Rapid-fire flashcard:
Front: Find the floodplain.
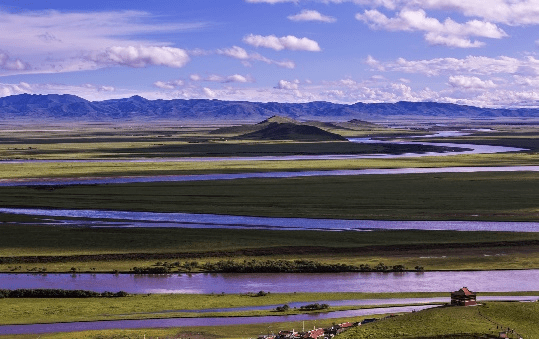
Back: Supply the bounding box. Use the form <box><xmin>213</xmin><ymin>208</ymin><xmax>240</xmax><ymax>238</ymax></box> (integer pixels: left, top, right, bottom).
<box><xmin>1</xmin><ymin>119</ymin><xmax>539</xmax><ymax>338</ymax></box>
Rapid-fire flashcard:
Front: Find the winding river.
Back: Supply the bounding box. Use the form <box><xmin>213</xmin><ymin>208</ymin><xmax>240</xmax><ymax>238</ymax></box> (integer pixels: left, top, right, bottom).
<box><xmin>2</xmin><ymin>207</ymin><xmax>539</xmax><ymax>231</ymax></box>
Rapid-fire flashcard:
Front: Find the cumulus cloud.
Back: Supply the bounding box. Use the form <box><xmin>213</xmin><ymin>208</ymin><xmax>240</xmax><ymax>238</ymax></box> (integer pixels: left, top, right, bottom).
<box><xmin>321</xmin><ymin>0</ymin><xmax>539</xmax><ymax>26</ymax></box>
<box><xmin>448</xmin><ymin>75</ymin><xmax>496</xmax><ymax>89</ymax></box>
<box><xmin>217</xmin><ymin>46</ymin><xmax>295</xmax><ymax>68</ymax></box>
<box><xmin>288</xmin><ymin>9</ymin><xmax>336</xmax><ymax>22</ymax></box>
<box><xmin>91</xmin><ymin>46</ymin><xmax>190</xmax><ymax>68</ymax></box>
<box><xmin>217</xmin><ymin>46</ymin><xmax>250</xmax><ymax>60</ymax></box>
<box><xmin>154</xmin><ymin>80</ymin><xmax>184</xmax><ymax>89</ymax></box>
<box><xmin>0</xmin><ymin>10</ymin><xmax>204</xmax><ymax>75</ymax></box>
<box><xmin>356</xmin><ymin>9</ymin><xmax>507</xmax><ymax>47</ymax></box>
<box><xmin>203</xmin><ymin>87</ymin><xmax>216</xmax><ymax>98</ymax></box>
<box><xmin>98</xmin><ymin>85</ymin><xmax>115</xmax><ymax>92</ymax></box>
<box><xmin>184</xmin><ymin>74</ymin><xmax>253</xmax><ymax>84</ymax></box>
<box><xmin>243</xmin><ymin>34</ymin><xmax>321</xmax><ymax>51</ymax></box>
<box><xmin>366</xmin><ymin>55</ymin><xmax>539</xmax><ymax>76</ymax></box>
<box><xmin>275</xmin><ymin>79</ymin><xmax>300</xmax><ymax>90</ymax></box>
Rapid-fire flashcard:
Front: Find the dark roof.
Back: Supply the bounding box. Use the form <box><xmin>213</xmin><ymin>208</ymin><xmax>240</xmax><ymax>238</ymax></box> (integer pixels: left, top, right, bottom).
<box><xmin>452</xmin><ymin>287</ymin><xmax>476</xmax><ymax>296</ymax></box>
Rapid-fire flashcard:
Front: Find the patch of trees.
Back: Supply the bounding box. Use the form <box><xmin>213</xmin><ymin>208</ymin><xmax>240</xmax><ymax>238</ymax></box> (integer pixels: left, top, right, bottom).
<box><xmin>200</xmin><ymin>259</ymin><xmax>419</xmax><ymax>273</ymax></box>
<box><xmin>132</xmin><ymin>261</ymin><xmax>200</xmax><ymax>274</ymax></box>
<box><xmin>275</xmin><ymin>304</ymin><xmax>290</xmax><ymax>312</ymax></box>
<box><xmin>299</xmin><ymin>303</ymin><xmax>330</xmax><ymax>311</ymax></box>
<box><xmin>0</xmin><ymin>289</ymin><xmax>128</xmax><ymax>298</ymax></box>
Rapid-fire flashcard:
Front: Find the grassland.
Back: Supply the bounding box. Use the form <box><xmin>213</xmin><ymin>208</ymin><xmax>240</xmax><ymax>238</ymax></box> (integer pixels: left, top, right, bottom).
<box><xmin>1</xmin><ymin>301</ymin><xmax>538</xmax><ymax>339</ymax></box>
<box><xmin>339</xmin><ymin>302</ymin><xmax>539</xmax><ymax>339</ymax></box>
<box><xmin>0</xmin><ymin>291</ymin><xmax>452</xmax><ymax>325</ymax></box>
<box><xmin>0</xmin><ymin>317</ymin><xmax>361</xmax><ymax>339</ymax></box>
<box><xmin>1</xmin><ymin>172</ymin><xmax>538</xmax><ymax>220</ymax></box>
<box><xmin>2</xmin><ymin>225</ymin><xmax>539</xmax><ymax>272</ymax></box>
<box><xmin>2</xmin><ymin>171</ymin><xmax>539</xmax><ymax>272</ymax></box>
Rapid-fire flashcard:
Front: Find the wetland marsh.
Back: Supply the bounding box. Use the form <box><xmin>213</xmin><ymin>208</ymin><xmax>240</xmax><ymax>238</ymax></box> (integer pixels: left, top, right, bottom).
<box><xmin>2</xmin><ymin>121</ymin><xmax>539</xmax><ymax>337</ymax></box>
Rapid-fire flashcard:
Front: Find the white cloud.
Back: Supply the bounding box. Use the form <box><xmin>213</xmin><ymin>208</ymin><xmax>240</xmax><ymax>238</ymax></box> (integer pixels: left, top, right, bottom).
<box><xmin>217</xmin><ymin>46</ymin><xmax>250</xmax><ymax>60</ymax></box>
<box><xmin>321</xmin><ymin>0</ymin><xmax>539</xmax><ymax>26</ymax></box>
<box><xmin>423</xmin><ymin>32</ymin><xmax>484</xmax><ymax>48</ymax></box>
<box><xmin>288</xmin><ymin>9</ymin><xmax>336</xmax><ymax>22</ymax></box>
<box><xmin>356</xmin><ymin>9</ymin><xmax>506</xmax><ymax>47</ymax></box>
<box><xmin>448</xmin><ymin>75</ymin><xmax>496</xmax><ymax>89</ymax></box>
<box><xmin>245</xmin><ymin>0</ymin><xmax>298</xmax><ymax>3</ymax></box>
<box><xmin>0</xmin><ymin>10</ymin><xmax>204</xmax><ymax>75</ymax></box>
<box><xmin>246</xmin><ymin>0</ymin><xmax>539</xmax><ymax>26</ymax></box>
<box><xmin>203</xmin><ymin>87</ymin><xmax>216</xmax><ymax>98</ymax></box>
<box><xmin>367</xmin><ymin>55</ymin><xmax>539</xmax><ymax>76</ymax></box>
<box><xmin>275</xmin><ymin>79</ymin><xmax>300</xmax><ymax>89</ymax></box>
<box><xmin>225</xmin><ymin>74</ymin><xmax>251</xmax><ymax>83</ymax></box>
<box><xmin>243</xmin><ymin>34</ymin><xmax>322</xmax><ymax>51</ymax></box>
<box><xmin>98</xmin><ymin>86</ymin><xmax>115</xmax><ymax>92</ymax></box>
<box><xmin>154</xmin><ymin>80</ymin><xmax>184</xmax><ymax>89</ymax></box>
<box><xmin>91</xmin><ymin>46</ymin><xmax>190</xmax><ymax>68</ymax></box>
<box><xmin>187</xmin><ymin>74</ymin><xmax>253</xmax><ymax>83</ymax></box>
<box><xmin>217</xmin><ymin>46</ymin><xmax>295</xmax><ymax>68</ymax></box>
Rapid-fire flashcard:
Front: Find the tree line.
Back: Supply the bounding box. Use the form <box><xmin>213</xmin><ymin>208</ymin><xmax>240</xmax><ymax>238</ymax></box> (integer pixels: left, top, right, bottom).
<box><xmin>0</xmin><ymin>289</ymin><xmax>128</xmax><ymax>298</ymax></box>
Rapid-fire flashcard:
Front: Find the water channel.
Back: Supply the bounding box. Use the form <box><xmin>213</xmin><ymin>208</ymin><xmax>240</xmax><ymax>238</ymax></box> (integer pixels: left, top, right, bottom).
<box><xmin>2</xmin><ymin>207</ymin><xmax>539</xmax><ymax>232</ymax></box>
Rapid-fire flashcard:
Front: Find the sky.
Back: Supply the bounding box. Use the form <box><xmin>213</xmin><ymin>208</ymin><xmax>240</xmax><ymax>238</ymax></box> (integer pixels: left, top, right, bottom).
<box><xmin>2</xmin><ymin>0</ymin><xmax>539</xmax><ymax>107</ymax></box>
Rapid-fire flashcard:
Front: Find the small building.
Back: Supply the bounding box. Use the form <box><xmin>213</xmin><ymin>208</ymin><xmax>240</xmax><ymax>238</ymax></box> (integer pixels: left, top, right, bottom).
<box><xmin>451</xmin><ymin>287</ymin><xmax>477</xmax><ymax>306</ymax></box>
<box><xmin>302</xmin><ymin>328</ymin><xmax>324</xmax><ymax>339</ymax></box>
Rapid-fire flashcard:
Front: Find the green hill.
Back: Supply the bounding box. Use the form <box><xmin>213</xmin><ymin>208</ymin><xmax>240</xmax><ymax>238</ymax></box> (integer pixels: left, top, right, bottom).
<box><xmin>210</xmin><ymin>115</ymin><xmax>347</xmax><ymax>141</ymax></box>
<box><xmin>239</xmin><ymin>122</ymin><xmax>348</xmax><ymax>141</ymax></box>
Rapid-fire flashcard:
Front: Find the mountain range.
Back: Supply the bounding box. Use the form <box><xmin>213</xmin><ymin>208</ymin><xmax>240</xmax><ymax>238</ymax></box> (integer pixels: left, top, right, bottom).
<box><xmin>0</xmin><ymin>94</ymin><xmax>538</xmax><ymax>122</ymax></box>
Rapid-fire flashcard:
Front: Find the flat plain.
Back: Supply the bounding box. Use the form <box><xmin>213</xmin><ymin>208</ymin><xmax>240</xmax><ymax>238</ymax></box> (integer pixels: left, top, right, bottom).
<box><xmin>2</xmin><ymin>120</ymin><xmax>539</xmax><ymax>338</ymax></box>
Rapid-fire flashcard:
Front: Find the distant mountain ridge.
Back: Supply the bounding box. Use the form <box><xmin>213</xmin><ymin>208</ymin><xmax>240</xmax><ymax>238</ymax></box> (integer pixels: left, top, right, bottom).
<box><xmin>0</xmin><ymin>93</ymin><xmax>538</xmax><ymax>122</ymax></box>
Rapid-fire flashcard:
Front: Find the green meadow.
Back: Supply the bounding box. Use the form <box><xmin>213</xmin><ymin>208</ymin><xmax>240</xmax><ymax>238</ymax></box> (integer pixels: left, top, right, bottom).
<box><xmin>1</xmin><ymin>172</ymin><xmax>538</xmax><ymax>220</ymax></box>
<box><xmin>1</xmin><ymin>301</ymin><xmax>537</xmax><ymax>339</ymax></box>
<box><xmin>0</xmin><ymin>291</ymin><xmax>453</xmax><ymax>325</ymax></box>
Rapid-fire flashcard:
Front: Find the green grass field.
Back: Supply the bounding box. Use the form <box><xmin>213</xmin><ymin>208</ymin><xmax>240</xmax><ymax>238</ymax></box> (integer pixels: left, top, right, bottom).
<box><xmin>1</xmin><ymin>152</ymin><xmax>539</xmax><ymax>180</ymax></box>
<box><xmin>1</xmin><ymin>172</ymin><xmax>538</xmax><ymax>220</ymax></box>
<box><xmin>0</xmin><ymin>292</ymin><xmax>453</xmax><ymax>325</ymax></box>
<box><xmin>0</xmin><ymin>301</ymin><xmax>537</xmax><ymax>339</ymax></box>
<box><xmin>2</xmin><ymin>225</ymin><xmax>539</xmax><ymax>272</ymax></box>
<box><xmin>340</xmin><ymin>302</ymin><xmax>539</xmax><ymax>339</ymax></box>
<box><xmin>2</xmin><ymin>171</ymin><xmax>539</xmax><ymax>271</ymax></box>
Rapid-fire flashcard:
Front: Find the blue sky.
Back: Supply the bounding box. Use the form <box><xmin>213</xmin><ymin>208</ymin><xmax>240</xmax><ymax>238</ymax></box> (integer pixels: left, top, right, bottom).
<box><xmin>1</xmin><ymin>0</ymin><xmax>539</xmax><ymax>107</ymax></box>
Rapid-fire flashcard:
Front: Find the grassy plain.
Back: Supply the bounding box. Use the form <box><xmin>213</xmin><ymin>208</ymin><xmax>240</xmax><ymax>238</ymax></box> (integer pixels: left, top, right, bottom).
<box><xmin>1</xmin><ymin>301</ymin><xmax>538</xmax><ymax>339</ymax></box>
<box><xmin>0</xmin><ymin>317</ymin><xmax>362</xmax><ymax>339</ymax></box>
<box><xmin>339</xmin><ymin>302</ymin><xmax>539</xmax><ymax>339</ymax></box>
<box><xmin>1</xmin><ymin>172</ymin><xmax>538</xmax><ymax>220</ymax></box>
<box><xmin>2</xmin><ymin>226</ymin><xmax>539</xmax><ymax>272</ymax></box>
<box><xmin>1</xmin><ymin>153</ymin><xmax>539</xmax><ymax>180</ymax></box>
<box><xmin>0</xmin><ymin>291</ymin><xmax>453</xmax><ymax>325</ymax></box>
<box><xmin>2</xmin><ymin>171</ymin><xmax>539</xmax><ymax>272</ymax></box>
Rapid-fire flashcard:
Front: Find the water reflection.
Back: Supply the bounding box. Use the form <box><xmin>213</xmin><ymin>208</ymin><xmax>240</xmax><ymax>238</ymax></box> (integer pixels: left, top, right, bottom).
<box><xmin>2</xmin><ymin>271</ymin><xmax>539</xmax><ymax>294</ymax></box>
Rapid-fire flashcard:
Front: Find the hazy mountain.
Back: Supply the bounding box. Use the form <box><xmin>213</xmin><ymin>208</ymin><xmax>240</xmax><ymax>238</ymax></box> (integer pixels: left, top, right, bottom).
<box><xmin>0</xmin><ymin>94</ymin><xmax>538</xmax><ymax>122</ymax></box>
